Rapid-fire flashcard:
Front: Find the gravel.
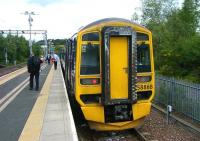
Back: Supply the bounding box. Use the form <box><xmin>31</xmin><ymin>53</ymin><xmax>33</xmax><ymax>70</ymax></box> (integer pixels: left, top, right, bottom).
<box><xmin>139</xmin><ymin>108</ymin><xmax>200</xmax><ymax>141</ymax></box>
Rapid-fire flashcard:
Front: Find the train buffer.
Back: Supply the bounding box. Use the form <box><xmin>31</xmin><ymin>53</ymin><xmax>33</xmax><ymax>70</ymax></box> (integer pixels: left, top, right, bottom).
<box><xmin>0</xmin><ymin>63</ymin><xmax>78</xmax><ymax>141</ymax></box>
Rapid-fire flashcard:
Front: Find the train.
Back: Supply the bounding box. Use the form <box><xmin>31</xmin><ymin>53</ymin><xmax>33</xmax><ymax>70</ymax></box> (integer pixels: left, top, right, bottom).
<box><xmin>61</xmin><ymin>18</ymin><xmax>155</xmax><ymax>131</ymax></box>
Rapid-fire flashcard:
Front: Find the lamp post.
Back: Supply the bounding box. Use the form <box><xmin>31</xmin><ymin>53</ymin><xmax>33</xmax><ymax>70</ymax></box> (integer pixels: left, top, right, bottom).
<box><xmin>23</xmin><ymin>11</ymin><xmax>36</xmax><ymax>55</ymax></box>
<box><xmin>44</xmin><ymin>31</ymin><xmax>48</xmax><ymax>57</ymax></box>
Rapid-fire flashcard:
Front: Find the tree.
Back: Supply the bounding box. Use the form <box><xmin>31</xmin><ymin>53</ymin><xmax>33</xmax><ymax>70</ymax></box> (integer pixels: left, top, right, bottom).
<box><xmin>179</xmin><ymin>0</ymin><xmax>200</xmax><ymax>37</ymax></box>
<box><xmin>141</xmin><ymin>0</ymin><xmax>177</xmax><ymax>28</ymax></box>
<box><xmin>6</xmin><ymin>34</ymin><xmax>16</xmax><ymax>64</ymax></box>
<box><xmin>32</xmin><ymin>43</ymin><xmax>42</xmax><ymax>57</ymax></box>
<box><xmin>0</xmin><ymin>35</ymin><xmax>6</xmax><ymax>64</ymax></box>
<box><xmin>140</xmin><ymin>0</ymin><xmax>178</xmax><ymax>70</ymax></box>
<box><xmin>131</xmin><ymin>7</ymin><xmax>141</xmax><ymax>24</ymax></box>
<box><xmin>138</xmin><ymin>0</ymin><xmax>200</xmax><ymax>82</ymax></box>
<box><xmin>17</xmin><ymin>36</ymin><xmax>29</xmax><ymax>62</ymax></box>
<box><xmin>0</xmin><ymin>34</ymin><xmax>29</xmax><ymax>65</ymax></box>
<box><xmin>54</xmin><ymin>45</ymin><xmax>64</xmax><ymax>54</ymax></box>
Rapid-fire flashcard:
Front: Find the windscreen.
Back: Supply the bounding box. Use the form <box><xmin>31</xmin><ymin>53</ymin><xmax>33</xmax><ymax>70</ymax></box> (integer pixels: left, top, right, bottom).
<box><xmin>137</xmin><ymin>44</ymin><xmax>151</xmax><ymax>72</ymax></box>
<box><xmin>80</xmin><ymin>44</ymin><xmax>100</xmax><ymax>75</ymax></box>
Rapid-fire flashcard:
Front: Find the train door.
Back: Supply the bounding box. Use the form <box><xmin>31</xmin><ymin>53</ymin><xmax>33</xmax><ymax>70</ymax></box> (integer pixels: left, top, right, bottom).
<box><xmin>110</xmin><ymin>37</ymin><xmax>128</xmax><ymax>99</ymax></box>
<box><xmin>102</xmin><ymin>26</ymin><xmax>137</xmax><ymax>106</ymax></box>
<box><xmin>102</xmin><ymin>26</ymin><xmax>137</xmax><ymax>122</ymax></box>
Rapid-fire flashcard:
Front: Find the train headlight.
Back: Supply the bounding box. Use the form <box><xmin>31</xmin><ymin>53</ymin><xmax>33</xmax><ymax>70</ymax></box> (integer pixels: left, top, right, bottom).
<box><xmin>136</xmin><ymin>76</ymin><xmax>151</xmax><ymax>83</ymax></box>
<box><xmin>80</xmin><ymin>78</ymin><xmax>100</xmax><ymax>85</ymax></box>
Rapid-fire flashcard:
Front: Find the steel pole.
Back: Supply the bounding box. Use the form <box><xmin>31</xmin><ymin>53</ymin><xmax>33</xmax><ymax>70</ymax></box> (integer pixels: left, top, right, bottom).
<box><xmin>29</xmin><ymin>14</ymin><xmax>32</xmax><ymax>55</ymax></box>
<box><xmin>45</xmin><ymin>31</ymin><xmax>48</xmax><ymax>57</ymax></box>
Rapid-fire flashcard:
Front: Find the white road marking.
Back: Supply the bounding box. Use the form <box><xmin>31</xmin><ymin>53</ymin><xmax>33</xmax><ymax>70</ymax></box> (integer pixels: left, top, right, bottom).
<box><xmin>0</xmin><ymin>77</ymin><xmax>29</xmax><ymax>112</ymax></box>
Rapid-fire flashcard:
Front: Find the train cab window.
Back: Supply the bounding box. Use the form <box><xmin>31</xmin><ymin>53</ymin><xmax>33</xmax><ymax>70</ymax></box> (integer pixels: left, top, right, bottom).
<box><xmin>80</xmin><ymin>43</ymin><xmax>100</xmax><ymax>75</ymax></box>
<box><xmin>137</xmin><ymin>44</ymin><xmax>151</xmax><ymax>72</ymax></box>
<box><xmin>82</xmin><ymin>32</ymin><xmax>99</xmax><ymax>41</ymax></box>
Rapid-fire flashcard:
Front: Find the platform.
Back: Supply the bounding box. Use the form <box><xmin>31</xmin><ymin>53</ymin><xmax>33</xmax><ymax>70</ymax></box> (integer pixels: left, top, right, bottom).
<box><xmin>0</xmin><ymin>63</ymin><xmax>78</xmax><ymax>141</ymax></box>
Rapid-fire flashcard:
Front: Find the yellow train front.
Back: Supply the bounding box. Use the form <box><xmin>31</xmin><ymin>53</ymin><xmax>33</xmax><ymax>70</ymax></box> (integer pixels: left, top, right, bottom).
<box><xmin>65</xmin><ymin>18</ymin><xmax>155</xmax><ymax>131</ymax></box>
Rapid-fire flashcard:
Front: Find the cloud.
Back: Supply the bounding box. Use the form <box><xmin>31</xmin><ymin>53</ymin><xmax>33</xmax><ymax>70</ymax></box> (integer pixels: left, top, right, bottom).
<box><xmin>27</xmin><ymin>0</ymin><xmax>79</xmax><ymax>6</ymax></box>
<box><xmin>28</xmin><ymin>0</ymin><xmax>63</xmax><ymax>6</ymax></box>
<box><xmin>0</xmin><ymin>0</ymin><xmax>142</xmax><ymax>40</ymax></box>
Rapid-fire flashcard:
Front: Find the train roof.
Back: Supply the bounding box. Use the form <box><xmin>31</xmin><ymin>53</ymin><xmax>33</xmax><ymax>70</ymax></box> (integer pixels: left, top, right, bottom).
<box><xmin>81</xmin><ymin>18</ymin><xmax>149</xmax><ymax>31</ymax></box>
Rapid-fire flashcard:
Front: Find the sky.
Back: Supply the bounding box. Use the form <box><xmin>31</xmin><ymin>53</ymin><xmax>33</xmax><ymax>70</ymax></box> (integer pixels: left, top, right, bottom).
<box><xmin>0</xmin><ymin>0</ymin><xmax>183</xmax><ymax>41</ymax></box>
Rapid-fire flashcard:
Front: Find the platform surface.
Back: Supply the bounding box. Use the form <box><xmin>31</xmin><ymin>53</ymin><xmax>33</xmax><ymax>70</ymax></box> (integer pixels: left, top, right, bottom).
<box><xmin>39</xmin><ymin>64</ymin><xmax>78</xmax><ymax>141</ymax></box>
<box><xmin>0</xmin><ymin>63</ymin><xmax>78</xmax><ymax>141</ymax></box>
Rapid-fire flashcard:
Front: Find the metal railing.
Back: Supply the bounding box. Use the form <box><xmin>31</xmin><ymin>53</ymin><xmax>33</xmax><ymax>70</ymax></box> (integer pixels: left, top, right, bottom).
<box><xmin>154</xmin><ymin>75</ymin><xmax>200</xmax><ymax>122</ymax></box>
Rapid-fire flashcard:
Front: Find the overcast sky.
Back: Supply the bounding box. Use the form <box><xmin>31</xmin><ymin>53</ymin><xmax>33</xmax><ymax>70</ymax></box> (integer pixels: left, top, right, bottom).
<box><xmin>0</xmin><ymin>0</ymin><xmax>183</xmax><ymax>40</ymax></box>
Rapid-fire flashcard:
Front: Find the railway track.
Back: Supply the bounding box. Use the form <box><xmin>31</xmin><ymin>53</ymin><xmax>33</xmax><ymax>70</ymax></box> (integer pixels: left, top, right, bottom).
<box><xmin>91</xmin><ymin>129</ymin><xmax>147</xmax><ymax>141</ymax></box>
<box><xmin>75</xmin><ymin>121</ymin><xmax>148</xmax><ymax>141</ymax></box>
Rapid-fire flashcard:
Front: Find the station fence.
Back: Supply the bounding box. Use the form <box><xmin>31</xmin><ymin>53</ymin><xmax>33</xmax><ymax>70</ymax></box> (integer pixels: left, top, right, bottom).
<box><xmin>154</xmin><ymin>75</ymin><xmax>200</xmax><ymax>122</ymax></box>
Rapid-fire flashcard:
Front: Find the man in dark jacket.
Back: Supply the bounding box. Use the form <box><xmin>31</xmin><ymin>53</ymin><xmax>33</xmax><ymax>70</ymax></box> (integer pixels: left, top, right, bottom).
<box><xmin>46</xmin><ymin>54</ymin><xmax>51</xmax><ymax>65</ymax></box>
<box><xmin>27</xmin><ymin>54</ymin><xmax>42</xmax><ymax>91</ymax></box>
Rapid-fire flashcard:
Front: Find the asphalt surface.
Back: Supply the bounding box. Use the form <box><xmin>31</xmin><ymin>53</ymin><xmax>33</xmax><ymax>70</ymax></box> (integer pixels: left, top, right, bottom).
<box><xmin>0</xmin><ymin>72</ymin><xmax>29</xmax><ymax>99</ymax></box>
<box><xmin>0</xmin><ymin>64</ymin><xmax>51</xmax><ymax>141</ymax></box>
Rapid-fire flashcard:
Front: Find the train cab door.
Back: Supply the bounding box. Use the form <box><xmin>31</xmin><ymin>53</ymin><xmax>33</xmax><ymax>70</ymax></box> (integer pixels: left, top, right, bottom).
<box><xmin>110</xmin><ymin>37</ymin><xmax>128</xmax><ymax>99</ymax></box>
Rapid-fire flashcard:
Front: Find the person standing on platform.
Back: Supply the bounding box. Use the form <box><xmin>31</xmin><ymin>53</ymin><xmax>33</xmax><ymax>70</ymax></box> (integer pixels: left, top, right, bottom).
<box><xmin>46</xmin><ymin>54</ymin><xmax>51</xmax><ymax>65</ymax></box>
<box><xmin>27</xmin><ymin>53</ymin><xmax>42</xmax><ymax>91</ymax></box>
<box><xmin>53</xmin><ymin>53</ymin><xmax>59</xmax><ymax>70</ymax></box>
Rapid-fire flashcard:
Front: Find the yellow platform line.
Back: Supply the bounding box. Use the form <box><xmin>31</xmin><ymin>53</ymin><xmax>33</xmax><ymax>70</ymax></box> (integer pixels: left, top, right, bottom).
<box><xmin>18</xmin><ymin>66</ymin><xmax>53</xmax><ymax>141</ymax></box>
<box><xmin>0</xmin><ymin>67</ymin><xmax>27</xmax><ymax>85</ymax></box>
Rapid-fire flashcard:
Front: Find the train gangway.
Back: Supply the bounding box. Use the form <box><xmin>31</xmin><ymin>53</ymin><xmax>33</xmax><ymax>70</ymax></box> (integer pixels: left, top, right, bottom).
<box><xmin>0</xmin><ymin>62</ymin><xmax>78</xmax><ymax>141</ymax></box>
